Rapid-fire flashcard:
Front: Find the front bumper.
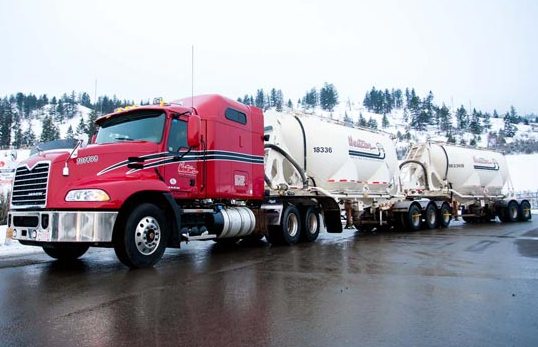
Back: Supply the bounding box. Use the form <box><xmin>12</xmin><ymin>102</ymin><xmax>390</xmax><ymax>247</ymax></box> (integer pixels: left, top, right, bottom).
<box><xmin>8</xmin><ymin>210</ymin><xmax>118</xmax><ymax>242</ymax></box>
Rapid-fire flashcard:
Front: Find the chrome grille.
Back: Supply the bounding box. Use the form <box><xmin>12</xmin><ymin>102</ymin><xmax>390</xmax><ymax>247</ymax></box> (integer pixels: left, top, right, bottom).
<box><xmin>11</xmin><ymin>162</ymin><xmax>50</xmax><ymax>208</ymax></box>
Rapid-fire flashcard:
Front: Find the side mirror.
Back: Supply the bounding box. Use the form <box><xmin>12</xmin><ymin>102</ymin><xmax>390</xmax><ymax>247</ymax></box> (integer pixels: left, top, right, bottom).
<box><xmin>187</xmin><ymin>115</ymin><xmax>201</xmax><ymax>147</ymax></box>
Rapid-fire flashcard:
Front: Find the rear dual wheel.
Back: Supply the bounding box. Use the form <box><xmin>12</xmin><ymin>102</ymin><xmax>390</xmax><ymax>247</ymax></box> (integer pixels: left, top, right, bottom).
<box><xmin>499</xmin><ymin>200</ymin><xmax>519</xmax><ymax>223</ymax></box>
<box><xmin>267</xmin><ymin>205</ymin><xmax>321</xmax><ymax>245</ymax></box>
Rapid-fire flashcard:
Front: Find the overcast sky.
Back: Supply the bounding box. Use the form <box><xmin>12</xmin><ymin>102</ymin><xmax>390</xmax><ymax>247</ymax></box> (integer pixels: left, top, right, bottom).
<box><xmin>1</xmin><ymin>0</ymin><xmax>537</xmax><ymax>114</ymax></box>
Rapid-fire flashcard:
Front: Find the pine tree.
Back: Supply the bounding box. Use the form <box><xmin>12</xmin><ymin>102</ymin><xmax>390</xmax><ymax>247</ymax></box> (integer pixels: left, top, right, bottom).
<box><xmin>304</xmin><ymin>88</ymin><xmax>318</xmax><ymax>109</ymax></box>
<box><xmin>508</xmin><ymin>106</ymin><xmax>519</xmax><ymax>124</ymax></box>
<box><xmin>86</xmin><ymin>110</ymin><xmax>98</xmax><ymax>136</ymax></box>
<box><xmin>0</xmin><ymin>98</ymin><xmax>13</xmax><ymax>148</ymax></box>
<box><xmin>76</xmin><ymin>117</ymin><xmax>87</xmax><ymax>137</ymax></box>
<box><xmin>65</xmin><ymin>125</ymin><xmax>75</xmax><ymax>140</ymax></box>
<box><xmin>423</xmin><ymin>91</ymin><xmax>434</xmax><ymax>125</ymax></box>
<box><xmin>40</xmin><ymin>116</ymin><xmax>60</xmax><ymax>142</ymax></box>
<box><xmin>382</xmin><ymin>113</ymin><xmax>389</xmax><ymax>128</ymax></box>
<box><xmin>456</xmin><ymin>105</ymin><xmax>468</xmax><ymax>130</ymax></box>
<box><xmin>56</xmin><ymin>100</ymin><xmax>65</xmax><ymax>121</ymax></box>
<box><xmin>502</xmin><ymin>113</ymin><xmax>517</xmax><ymax>137</ymax></box>
<box><xmin>80</xmin><ymin>92</ymin><xmax>92</xmax><ymax>108</ymax></box>
<box><xmin>287</xmin><ymin>99</ymin><xmax>293</xmax><ymax>109</ymax></box>
<box><xmin>319</xmin><ymin>83</ymin><xmax>338</xmax><ymax>111</ymax></box>
<box><xmin>255</xmin><ymin>89</ymin><xmax>265</xmax><ymax>109</ymax></box>
<box><xmin>482</xmin><ymin>112</ymin><xmax>491</xmax><ymax>130</ymax></box>
<box><xmin>367</xmin><ymin>117</ymin><xmax>378</xmax><ymax>129</ymax></box>
<box><xmin>12</xmin><ymin>115</ymin><xmax>23</xmax><ymax>148</ymax></box>
<box><xmin>436</xmin><ymin>104</ymin><xmax>452</xmax><ymax>132</ymax></box>
<box><xmin>22</xmin><ymin>123</ymin><xmax>36</xmax><ymax>147</ymax></box>
<box><xmin>469</xmin><ymin>109</ymin><xmax>482</xmax><ymax>135</ymax></box>
<box><xmin>357</xmin><ymin>113</ymin><xmax>367</xmax><ymax>127</ymax></box>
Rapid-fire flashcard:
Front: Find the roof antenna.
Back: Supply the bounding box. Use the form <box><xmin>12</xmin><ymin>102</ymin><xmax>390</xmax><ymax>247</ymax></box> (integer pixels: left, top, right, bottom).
<box><xmin>191</xmin><ymin>45</ymin><xmax>194</xmax><ymax>112</ymax></box>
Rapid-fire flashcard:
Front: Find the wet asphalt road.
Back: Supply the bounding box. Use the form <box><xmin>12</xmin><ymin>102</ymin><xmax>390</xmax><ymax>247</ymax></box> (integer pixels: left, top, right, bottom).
<box><xmin>1</xmin><ymin>219</ymin><xmax>537</xmax><ymax>347</ymax></box>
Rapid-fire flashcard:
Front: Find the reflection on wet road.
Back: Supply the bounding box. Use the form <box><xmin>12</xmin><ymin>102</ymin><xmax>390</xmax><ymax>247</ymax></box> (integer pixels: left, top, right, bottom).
<box><xmin>1</xmin><ymin>219</ymin><xmax>537</xmax><ymax>346</ymax></box>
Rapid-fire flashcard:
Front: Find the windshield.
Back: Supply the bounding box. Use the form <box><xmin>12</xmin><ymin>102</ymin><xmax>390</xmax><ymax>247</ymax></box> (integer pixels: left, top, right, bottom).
<box><xmin>95</xmin><ymin>111</ymin><xmax>166</xmax><ymax>144</ymax></box>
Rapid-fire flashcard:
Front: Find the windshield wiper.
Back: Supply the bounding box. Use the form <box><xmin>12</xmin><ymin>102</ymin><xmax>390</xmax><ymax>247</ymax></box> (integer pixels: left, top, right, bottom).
<box><xmin>115</xmin><ymin>136</ymin><xmax>134</xmax><ymax>141</ymax></box>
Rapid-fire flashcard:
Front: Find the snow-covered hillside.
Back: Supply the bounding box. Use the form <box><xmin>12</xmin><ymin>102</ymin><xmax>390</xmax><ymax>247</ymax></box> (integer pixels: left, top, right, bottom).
<box><xmin>19</xmin><ymin>104</ymin><xmax>92</xmax><ymax>141</ymax></box>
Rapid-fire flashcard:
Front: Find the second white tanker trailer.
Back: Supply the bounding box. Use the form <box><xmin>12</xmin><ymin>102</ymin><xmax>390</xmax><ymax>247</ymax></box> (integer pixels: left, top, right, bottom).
<box><xmin>399</xmin><ymin>142</ymin><xmax>532</xmax><ymax>227</ymax></box>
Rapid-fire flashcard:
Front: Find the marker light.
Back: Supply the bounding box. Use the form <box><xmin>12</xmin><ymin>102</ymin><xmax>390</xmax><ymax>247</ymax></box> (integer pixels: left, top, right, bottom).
<box><xmin>65</xmin><ymin>189</ymin><xmax>110</xmax><ymax>202</ymax></box>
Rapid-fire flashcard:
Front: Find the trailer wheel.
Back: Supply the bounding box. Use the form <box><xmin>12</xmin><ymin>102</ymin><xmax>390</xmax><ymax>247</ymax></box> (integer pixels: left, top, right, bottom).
<box><xmin>505</xmin><ymin>200</ymin><xmax>519</xmax><ymax>222</ymax></box>
<box><xmin>114</xmin><ymin>203</ymin><xmax>168</xmax><ymax>268</ymax></box>
<box><xmin>267</xmin><ymin>205</ymin><xmax>301</xmax><ymax>245</ymax></box>
<box><xmin>424</xmin><ymin>203</ymin><xmax>439</xmax><ymax>229</ymax></box>
<box><xmin>518</xmin><ymin>201</ymin><xmax>532</xmax><ymax>222</ymax></box>
<box><xmin>404</xmin><ymin>204</ymin><xmax>422</xmax><ymax>231</ymax></box>
<box><xmin>438</xmin><ymin>203</ymin><xmax>451</xmax><ymax>228</ymax></box>
<box><xmin>301</xmin><ymin>207</ymin><xmax>320</xmax><ymax>242</ymax></box>
<box><xmin>42</xmin><ymin>244</ymin><xmax>89</xmax><ymax>261</ymax></box>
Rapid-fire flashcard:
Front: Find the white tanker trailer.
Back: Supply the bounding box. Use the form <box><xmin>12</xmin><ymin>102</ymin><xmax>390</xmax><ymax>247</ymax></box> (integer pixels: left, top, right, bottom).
<box><xmin>400</xmin><ymin>142</ymin><xmax>532</xmax><ymax>225</ymax></box>
<box><xmin>263</xmin><ymin>113</ymin><xmax>531</xmax><ymax>238</ymax></box>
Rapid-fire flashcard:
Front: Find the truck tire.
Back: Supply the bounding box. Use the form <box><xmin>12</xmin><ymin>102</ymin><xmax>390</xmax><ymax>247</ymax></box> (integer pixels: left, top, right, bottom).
<box><xmin>518</xmin><ymin>201</ymin><xmax>532</xmax><ymax>222</ymax></box>
<box><xmin>438</xmin><ymin>203</ymin><xmax>451</xmax><ymax>228</ymax></box>
<box><xmin>424</xmin><ymin>203</ymin><xmax>438</xmax><ymax>229</ymax></box>
<box><xmin>505</xmin><ymin>200</ymin><xmax>519</xmax><ymax>222</ymax></box>
<box><xmin>301</xmin><ymin>207</ymin><xmax>320</xmax><ymax>242</ymax></box>
<box><xmin>114</xmin><ymin>203</ymin><xmax>168</xmax><ymax>268</ymax></box>
<box><xmin>267</xmin><ymin>205</ymin><xmax>301</xmax><ymax>245</ymax></box>
<box><xmin>42</xmin><ymin>244</ymin><xmax>89</xmax><ymax>261</ymax></box>
<box><xmin>403</xmin><ymin>204</ymin><xmax>422</xmax><ymax>231</ymax></box>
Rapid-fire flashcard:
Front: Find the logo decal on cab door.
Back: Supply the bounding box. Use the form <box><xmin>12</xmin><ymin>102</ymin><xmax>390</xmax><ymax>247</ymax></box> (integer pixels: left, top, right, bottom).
<box><xmin>177</xmin><ymin>162</ymin><xmax>198</xmax><ymax>176</ymax></box>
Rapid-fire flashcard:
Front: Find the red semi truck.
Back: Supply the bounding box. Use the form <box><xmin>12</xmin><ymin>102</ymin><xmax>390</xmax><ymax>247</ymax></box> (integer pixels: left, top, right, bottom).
<box><xmin>7</xmin><ymin>95</ymin><xmax>342</xmax><ymax>268</ymax></box>
<box><xmin>8</xmin><ymin>94</ymin><xmax>529</xmax><ymax>268</ymax></box>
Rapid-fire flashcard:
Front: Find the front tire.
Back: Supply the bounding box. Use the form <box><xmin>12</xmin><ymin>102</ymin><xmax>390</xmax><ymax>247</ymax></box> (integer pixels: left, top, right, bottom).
<box><xmin>114</xmin><ymin>203</ymin><xmax>168</xmax><ymax>268</ymax></box>
<box><xmin>42</xmin><ymin>244</ymin><xmax>89</xmax><ymax>261</ymax></box>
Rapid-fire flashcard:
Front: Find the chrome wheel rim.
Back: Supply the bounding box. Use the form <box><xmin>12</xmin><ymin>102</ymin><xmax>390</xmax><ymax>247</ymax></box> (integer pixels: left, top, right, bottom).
<box><xmin>135</xmin><ymin>216</ymin><xmax>161</xmax><ymax>255</ymax></box>
<box><xmin>287</xmin><ymin>213</ymin><xmax>299</xmax><ymax>237</ymax></box>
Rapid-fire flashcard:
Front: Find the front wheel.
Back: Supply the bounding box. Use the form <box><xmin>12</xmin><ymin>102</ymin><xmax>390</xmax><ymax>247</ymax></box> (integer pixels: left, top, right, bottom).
<box><xmin>43</xmin><ymin>244</ymin><xmax>89</xmax><ymax>261</ymax></box>
<box><xmin>114</xmin><ymin>203</ymin><xmax>168</xmax><ymax>268</ymax></box>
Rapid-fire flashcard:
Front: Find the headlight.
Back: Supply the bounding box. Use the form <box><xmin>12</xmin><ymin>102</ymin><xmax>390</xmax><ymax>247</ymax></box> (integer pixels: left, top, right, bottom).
<box><xmin>65</xmin><ymin>189</ymin><xmax>110</xmax><ymax>202</ymax></box>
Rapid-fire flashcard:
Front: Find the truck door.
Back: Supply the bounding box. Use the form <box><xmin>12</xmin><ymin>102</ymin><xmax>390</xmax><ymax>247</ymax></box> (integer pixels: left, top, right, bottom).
<box><xmin>163</xmin><ymin>117</ymin><xmax>200</xmax><ymax>196</ymax></box>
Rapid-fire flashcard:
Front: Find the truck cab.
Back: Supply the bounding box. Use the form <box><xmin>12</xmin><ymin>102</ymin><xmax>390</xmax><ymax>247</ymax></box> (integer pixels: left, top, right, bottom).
<box><xmin>8</xmin><ymin>95</ymin><xmax>265</xmax><ymax>268</ymax></box>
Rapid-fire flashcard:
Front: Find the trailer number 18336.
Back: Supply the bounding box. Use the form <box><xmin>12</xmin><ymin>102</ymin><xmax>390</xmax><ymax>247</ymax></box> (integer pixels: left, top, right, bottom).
<box><xmin>313</xmin><ymin>147</ymin><xmax>333</xmax><ymax>153</ymax></box>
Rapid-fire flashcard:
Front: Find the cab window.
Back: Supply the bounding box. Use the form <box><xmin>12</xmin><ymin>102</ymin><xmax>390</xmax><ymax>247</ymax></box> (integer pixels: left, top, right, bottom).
<box><xmin>167</xmin><ymin>118</ymin><xmax>188</xmax><ymax>152</ymax></box>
